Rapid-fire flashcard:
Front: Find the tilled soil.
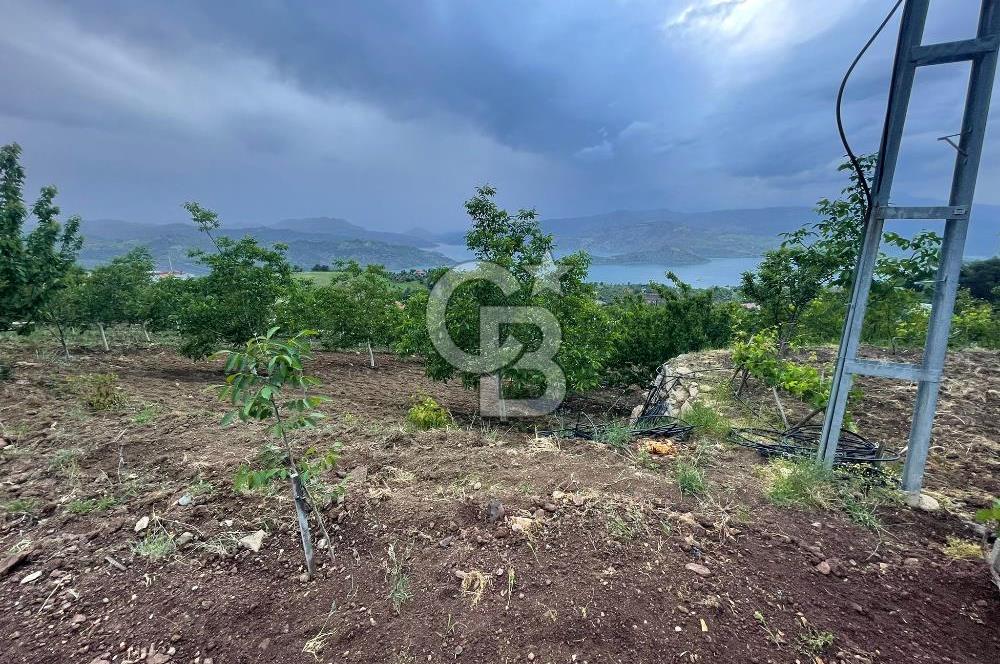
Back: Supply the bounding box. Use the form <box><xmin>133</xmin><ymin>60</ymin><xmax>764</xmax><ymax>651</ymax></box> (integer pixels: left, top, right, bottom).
<box><xmin>0</xmin><ymin>344</ymin><xmax>998</xmax><ymax>664</ymax></box>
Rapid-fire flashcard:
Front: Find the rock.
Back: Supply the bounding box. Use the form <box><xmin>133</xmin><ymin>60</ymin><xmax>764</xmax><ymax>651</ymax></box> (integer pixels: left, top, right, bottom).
<box><xmin>509</xmin><ymin>516</ymin><xmax>538</xmax><ymax>534</ymax></box>
<box><xmin>148</xmin><ymin>653</ymin><xmax>171</xmax><ymax>664</ymax></box>
<box><xmin>239</xmin><ymin>530</ymin><xmax>267</xmax><ymax>553</ymax></box>
<box><xmin>551</xmin><ymin>490</ymin><xmax>565</xmax><ymax>500</ymax></box>
<box><xmin>903</xmin><ymin>557</ymin><xmax>921</xmax><ymax>569</ymax></box>
<box><xmin>71</xmin><ymin>613</ymin><xmax>87</xmax><ymax>625</ymax></box>
<box><xmin>454</xmin><ymin>645</ymin><xmax>463</xmax><ymax>656</ymax></box>
<box><xmin>905</xmin><ymin>493</ymin><xmax>940</xmax><ymax>512</ymax></box>
<box><xmin>472</xmin><ymin>482</ymin><xmax>482</xmax><ymax>491</ymax></box>
<box><xmin>175</xmin><ymin>532</ymin><xmax>194</xmax><ymax>547</ymax></box>
<box><xmin>19</xmin><ymin>570</ymin><xmax>42</xmax><ymax>584</ymax></box>
<box><xmin>542</xmin><ymin>503</ymin><xmax>558</xmax><ymax>513</ymax></box>
<box><xmin>486</xmin><ymin>500</ymin><xmax>505</xmax><ymax>525</ymax></box>
<box><xmin>177</xmin><ymin>494</ymin><xmax>193</xmax><ymax>507</ymax></box>
<box><xmin>816</xmin><ymin>560</ymin><xmax>832</xmax><ymax>576</ymax></box>
<box><xmin>685</xmin><ymin>563</ymin><xmax>711</xmax><ymax>577</ymax></box>
<box><xmin>258</xmin><ymin>638</ymin><xmax>271</xmax><ymax>651</ymax></box>
<box><xmin>134</xmin><ymin>516</ymin><xmax>150</xmax><ymax>533</ymax></box>
<box><xmin>0</xmin><ymin>550</ymin><xmax>31</xmax><ymax>578</ymax></box>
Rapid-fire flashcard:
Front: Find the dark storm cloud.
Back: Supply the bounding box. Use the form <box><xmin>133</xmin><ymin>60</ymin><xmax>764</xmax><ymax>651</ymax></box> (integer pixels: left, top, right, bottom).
<box><xmin>0</xmin><ymin>0</ymin><xmax>996</xmax><ymax>229</ymax></box>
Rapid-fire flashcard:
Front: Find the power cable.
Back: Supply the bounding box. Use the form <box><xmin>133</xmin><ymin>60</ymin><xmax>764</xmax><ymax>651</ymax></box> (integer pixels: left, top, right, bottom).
<box><xmin>836</xmin><ymin>0</ymin><xmax>906</xmax><ymax>216</ymax></box>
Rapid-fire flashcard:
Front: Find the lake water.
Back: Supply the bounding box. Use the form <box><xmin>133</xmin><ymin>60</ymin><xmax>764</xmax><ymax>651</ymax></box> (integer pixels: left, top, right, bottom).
<box><xmin>433</xmin><ymin>243</ymin><xmax>761</xmax><ymax>286</ymax></box>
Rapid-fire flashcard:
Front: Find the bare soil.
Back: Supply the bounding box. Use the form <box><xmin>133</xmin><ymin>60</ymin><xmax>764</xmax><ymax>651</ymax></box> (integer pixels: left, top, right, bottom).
<box><xmin>0</xmin><ymin>343</ymin><xmax>998</xmax><ymax>664</ymax></box>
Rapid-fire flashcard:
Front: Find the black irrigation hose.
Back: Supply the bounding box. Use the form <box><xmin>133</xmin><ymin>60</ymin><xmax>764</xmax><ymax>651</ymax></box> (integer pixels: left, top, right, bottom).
<box><xmin>540</xmin><ymin>414</ymin><xmax>694</xmax><ymax>443</ymax></box>
<box><xmin>728</xmin><ymin>424</ymin><xmax>899</xmax><ymax>465</ymax></box>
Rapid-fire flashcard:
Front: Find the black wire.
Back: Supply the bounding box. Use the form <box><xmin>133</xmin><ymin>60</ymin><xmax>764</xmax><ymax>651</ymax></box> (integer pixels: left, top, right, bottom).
<box><xmin>836</xmin><ymin>0</ymin><xmax>905</xmax><ymax>216</ymax></box>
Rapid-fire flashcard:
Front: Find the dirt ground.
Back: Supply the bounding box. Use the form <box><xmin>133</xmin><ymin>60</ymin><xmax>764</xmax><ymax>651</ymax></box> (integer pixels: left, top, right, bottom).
<box><xmin>0</xmin><ymin>341</ymin><xmax>998</xmax><ymax>664</ymax></box>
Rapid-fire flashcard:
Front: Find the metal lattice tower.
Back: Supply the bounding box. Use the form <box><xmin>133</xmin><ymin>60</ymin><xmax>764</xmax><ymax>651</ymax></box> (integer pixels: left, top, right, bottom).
<box><xmin>818</xmin><ymin>0</ymin><xmax>1000</xmax><ymax>492</ymax></box>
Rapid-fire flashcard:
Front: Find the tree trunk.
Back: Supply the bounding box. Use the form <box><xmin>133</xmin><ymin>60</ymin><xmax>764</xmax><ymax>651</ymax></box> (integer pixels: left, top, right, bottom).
<box><xmin>55</xmin><ymin>323</ymin><xmax>70</xmax><ymax>359</ymax></box>
<box><xmin>367</xmin><ymin>339</ymin><xmax>375</xmax><ymax>369</ymax></box>
<box><xmin>98</xmin><ymin>322</ymin><xmax>110</xmax><ymax>352</ymax></box>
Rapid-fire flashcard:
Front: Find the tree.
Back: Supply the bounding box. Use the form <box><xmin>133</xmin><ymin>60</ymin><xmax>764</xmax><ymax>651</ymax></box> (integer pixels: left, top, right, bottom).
<box><xmin>79</xmin><ymin>247</ymin><xmax>155</xmax><ymax>350</ymax></box>
<box><xmin>38</xmin><ymin>266</ymin><xmax>87</xmax><ymax>358</ymax></box>
<box><xmin>397</xmin><ymin>185</ymin><xmax>612</xmax><ymax>401</ymax></box>
<box><xmin>0</xmin><ymin>143</ymin><xmax>83</xmax><ymax>333</ymax></box>
<box><xmin>961</xmin><ymin>257</ymin><xmax>1000</xmax><ymax>304</ymax></box>
<box><xmin>324</xmin><ymin>260</ymin><xmax>403</xmax><ymax>368</ymax></box>
<box><xmin>739</xmin><ymin>155</ymin><xmax>941</xmax><ymax>354</ymax></box>
<box><xmin>604</xmin><ymin>273</ymin><xmax>733</xmax><ymax>386</ymax></box>
<box><xmin>215</xmin><ymin>328</ymin><xmax>336</xmax><ymax>578</ymax></box>
<box><xmin>176</xmin><ymin>202</ymin><xmax>294</xmax><ymax>359</ymax></box>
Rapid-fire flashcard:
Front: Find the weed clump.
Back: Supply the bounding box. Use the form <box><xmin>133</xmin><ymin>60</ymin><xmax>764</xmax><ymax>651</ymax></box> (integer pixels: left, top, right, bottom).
<box><xmin>67</xmin><ymin>496</ymin><xmax>117</xmax><ymax>515</ymax></box>
<box><xmin>943</xmin><ymin>536</ymin><xmax>982</xmax><ymax>560</ymax></box>
<box><xmin>406</xmin><ymin>396</ymin><xmax>451</xmax><ymax>430</ymax></box>
<box><xmin>68</xmin><ymin>373</ymin><xmax>125</xmax><ymax>411</ymax></box>
<box><xmin>685</xmin><ymin>402</ymin><xmax>731</xmax><ymax>438</ymax></box>
<box><xmin>675</xmin><ymin>459</ymin><xmax>707</xmax><ymax>496</ymax></box>
<box><xmin>761</xmin><ymin>459</ymin><xmax>834</xmax><ymax>508</ymax></box>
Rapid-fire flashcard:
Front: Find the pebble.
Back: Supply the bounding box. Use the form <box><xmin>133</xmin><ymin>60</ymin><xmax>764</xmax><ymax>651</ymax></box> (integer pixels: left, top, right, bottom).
<box><xmin>177</xmin><ymin>494</ymin><xmax>193</xmax><ymax>507</ymax></box>
<box><xmin>19</xmin><ymin>570</ymin><xmax>42</xmax><ymax>584</ymax></box>
<box><xmin>816</xmin><ymin>561</ymin><xmax>832</xmax><ymax>576</ymax></box>
<box><xmin>134</xmin><ymin>516</ymin><xmax>150</xmax><ymax>533</ymax></box>
<box><xmin>239</xmin><ymin>530</ymin><xmax>267</xmax><ymax>553</ymax></box>
<box><xmin>684</xmin><ymin>563</ymin><xmax>711</xmax><ymax>577</ymax></box>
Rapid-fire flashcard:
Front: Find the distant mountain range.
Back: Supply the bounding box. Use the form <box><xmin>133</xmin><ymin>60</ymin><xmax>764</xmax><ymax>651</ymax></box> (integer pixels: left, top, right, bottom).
<box><xmin>73</xmin><ymin>203</ymin><xmax>1000</xmax><ymax>273</ymax></box>
<box><xmin>76</xmin><ymin>217</ymin><xmax>454</xmax><ymax>272</ymax></box>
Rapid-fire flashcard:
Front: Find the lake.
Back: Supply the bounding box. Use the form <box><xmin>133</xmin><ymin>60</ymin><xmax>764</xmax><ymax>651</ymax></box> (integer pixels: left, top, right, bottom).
<box><xmin>432</xmin><ymin>243</ymin><xmax>761</xmax><ymax>286</ymax></box>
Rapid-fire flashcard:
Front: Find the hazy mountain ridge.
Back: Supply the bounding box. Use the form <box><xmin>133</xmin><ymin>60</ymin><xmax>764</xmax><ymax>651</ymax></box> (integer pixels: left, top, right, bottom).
<box><xmin>73</xmin><ymin>203</ymin><xmax>1000</xmax><ymax>273</ymax></box>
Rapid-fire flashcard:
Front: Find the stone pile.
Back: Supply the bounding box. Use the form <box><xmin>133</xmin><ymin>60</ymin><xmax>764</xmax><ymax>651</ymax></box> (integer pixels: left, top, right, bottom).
<box><xmin>631</xmin><ymin>361</ymin><xmax>709</xmax><ymax>421</ymax></box>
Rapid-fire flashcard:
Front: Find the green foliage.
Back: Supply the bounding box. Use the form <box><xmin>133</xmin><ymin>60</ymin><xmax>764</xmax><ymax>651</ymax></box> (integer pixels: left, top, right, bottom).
<box><xmin>67</xmin><ymin>496</ymin><xmax>117</xmax><ymax>515</ymax></box>
<box><xmin>68</xmin><ymin>373</ymin><xmax>125</xmax><ymax>411</ymax></box>
<box><xmin>961</xmin><ymin>257</ymin><xmax>1000</xmax><ymax>303</ymax></box>
<box><xmin>976</xmin><ymin>500</ymin><xmax>1000</xmax><ymax>535</ymax></box>
<box><xmin>597</xmin><ymin>420</ymin><xmax>633</xmax><ymax>450</ymax></box>
<box><xmin>684</xmin><ymin>402</ymin><xmax>731</xmax><ymax>438</ymax></box>
<box><xmin>739</xmin><ymin>155</ymin><xmax>941</xmax><ymax>352</ymax></box>
<box><xmin>216</xmin><ymin>328</ymin><xmax>328</xmax><ymax>437</ymax></box>
<box><xmin>675</xmin><ymin>459</ymin><xmax>707</xmax><ymax>496</ymax></box>
<box><xmin>132</xmin><ymin>532</ymin><xmax>176</xmax><ymax>559</ymax></box>
<box><xmin>603</xmin><ymin>274</ymin><xmax>733</xmax><ymax>386</ymax></box>
<box><xmin>798</xmin><ymin>627</ymin><xmax>835</xmax><ymax>656</ymax></box>
<box><xmin>731</xmin><ymin>329</ymin><xmax>853</xmax><ymax>413</ymax></box>
<box><xmin>405</xmin><ymin>396</ymin><xmax>452</xmax><ymax>430</ymax></box>
<box><xmin>0</xmin><ymin>143</ymin><xmax>84</xmax><ymax>334</ymax></box>
<box><xmin>3</xmin><ymin>497</ymin><xmax>42</xmax><ymax>517</ymax></box>
<box><xmin>177</xmin><ymin>203</ymin><xmax>294</xmax><ymax>359</ymax></box>
<box><xmin>763</xmin><ymin>459</ymin><xmax>834</xmax><ymax>509</ymax></box>
<box><xmin>79</xmin><ymin>247</ymin><xmax>155</xmax><ymax>330</ymax></box>
<box><xmin>279</xmin><ymin>260</ymin><xmax>404</xmax><ymax>358</ymax></box>
<box><xmin>234</xmin><ymin>443</ymin><xmax>340</xmax><ymax>493</ymax></box>
<box><xmin>397</xmin><ymin>186</ymin><xmax>612</xmax><ymax>397</ymax></box>
<box><xmin>895</xmin><ymin>289</ymin><xmax>1000</xmax><ymax>349</ymax></box>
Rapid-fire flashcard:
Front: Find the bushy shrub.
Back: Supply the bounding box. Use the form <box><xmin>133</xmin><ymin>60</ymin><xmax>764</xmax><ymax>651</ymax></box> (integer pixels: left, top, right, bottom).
<box><xmin>406</xmin><ymin>396</ymin><xmax>452</xmax><ymax>430</ymax></box>
<box><xmin>68</xmin><ymin>373</ymin><xmax>124</xmax><ymax>411</ymax></box>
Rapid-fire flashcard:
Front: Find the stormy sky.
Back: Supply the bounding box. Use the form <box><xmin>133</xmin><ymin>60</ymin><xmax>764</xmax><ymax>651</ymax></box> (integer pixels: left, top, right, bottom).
<box><xmin>1</xmin><ymin>0</ymin><xmax>997</xmax><ymax>230</ymax></box>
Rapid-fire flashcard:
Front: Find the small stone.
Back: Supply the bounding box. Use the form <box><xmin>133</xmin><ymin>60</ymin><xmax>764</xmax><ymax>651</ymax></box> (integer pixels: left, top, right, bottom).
<box><xmin>175</xmin><ymin>532</ymin><xmax>194</xmax><ymax>547</ymax></box>
<box><xmin>816</xmin><ymin>561</ymin><xmax>832</xmax><ymax>576</ymax></box>
<box><xmin>527</xmin><ymin>653</ymin><xmax>535</xmax><ymax>661</ymax></box>
<box><xmin>134</xmin><ymin>516</ymin><xmax>150</xmax><ymax>533</ymax></box>
<box><xmin>148</xmin><ymin>653</ymin><xmax>171</xmax><ymax>664</ymax></box>
<box><xmin>177</xmin><ymin>494</ymin><xmax>193</xmax><ymax>507</ymax></box>
<box><xmin>903</xmin><ymin>557</ymin><xmax>921</xmax><ymax>569</ymax></box>
<box><xmin>71</xmin><ymin>613</ymin><xmax>87</xmax><ymax>625</ymax></box>
<box><xmin>19</xmin><ymin>570</ymin><xmax>42</xmax><ymax>584</ymax></box>
<box><xmin>905</xmin><ymin>493</ymin><xmax>940</xmax><ymax>512</ymax></box>
<box><xmin>258</xmin><ymin>638</ymin><xmax>271</xmax><ymax>651</ymax></box>
<box><xmin>472</xmin><ymin>482</ymin><xmax>482</xmax><ymax>491</ymax></box>
<box><xmin>684</xmin><ymin>563</ymin><xmax>711</xmax><ymax>577</ymax></box>
<box><xmin>542</xmin><ymin>503</ymin><xmax>558</xmax><ymax>513</ymax></box>
<box><xmin>551</xmin><ymin>490</ymin><xmax>565</xmax><ymax>500</ymax></box>
<box><xmin>239</xmin><ymin>530</ymin><xmax>267</xmax><ymax>553</ymax></box>
<box><xmin>454</xmin><ymin>645</ymin><xmax>463</xmax><ymax>656</ymax></box>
